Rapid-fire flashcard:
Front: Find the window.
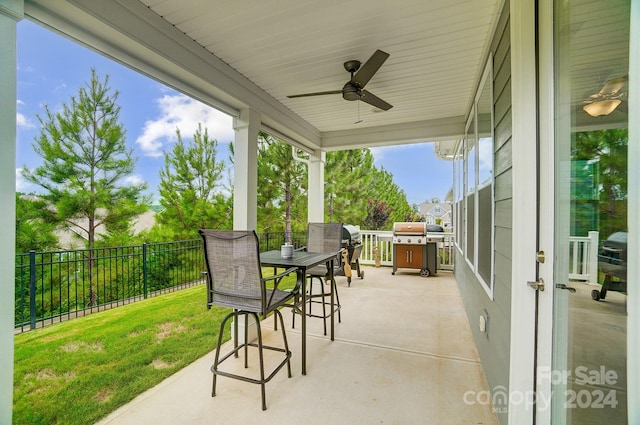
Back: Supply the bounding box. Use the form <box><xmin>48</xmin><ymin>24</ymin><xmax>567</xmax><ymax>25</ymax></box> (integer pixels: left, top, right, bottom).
<box><xmin>454</xmin><ymin>141</ymin><xmax>465</xmax><ymax>247</ymax></box>
<box><xmin>454</xmin><ymin>56</ymin><xmax>494</xmax><ymax>297</ymax></box>
<box><xmin>476</xmin><ymin>66</ymin><xmax>493</xmax><ymax>287</ymax></box>
<box><xmin>465</xmin><ymin>115</ymin><xmax>476</xmax><ymax>265</ymax></box>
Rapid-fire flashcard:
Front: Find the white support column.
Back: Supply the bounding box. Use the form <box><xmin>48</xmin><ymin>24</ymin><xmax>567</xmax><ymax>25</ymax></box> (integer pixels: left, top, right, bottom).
<box><xmin>232</xmin><ymin>108</ymin><xmax>260</xmax><ymax>231</ymax></box>
<box><xmin>307</xmin><ymin>150</ymin><xmax>325</xmax><ymax>223</ymax></box>
<box><xmin>0</xmin><ymin>1</ymin><xmax>22</xmax><ymax>423</ymax></box>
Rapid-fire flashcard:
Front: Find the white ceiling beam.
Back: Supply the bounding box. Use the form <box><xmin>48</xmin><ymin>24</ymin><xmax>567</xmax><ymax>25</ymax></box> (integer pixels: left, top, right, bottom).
<box><xmin>320</xmin><ymin>116</ymin><xmax>466</xmax><ymax>150</ymax></box>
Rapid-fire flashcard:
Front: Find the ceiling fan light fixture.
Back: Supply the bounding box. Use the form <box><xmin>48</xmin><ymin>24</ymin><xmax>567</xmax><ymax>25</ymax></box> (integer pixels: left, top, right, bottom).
<box><xmin>342</xmin><ymin>84</ymin><xmax>360</xmax><ymax>101</ymax></box>
<box><xmin>583</xmin><ymin>99</ymin><xmax>621</xmax><ymax>117</ymax></box>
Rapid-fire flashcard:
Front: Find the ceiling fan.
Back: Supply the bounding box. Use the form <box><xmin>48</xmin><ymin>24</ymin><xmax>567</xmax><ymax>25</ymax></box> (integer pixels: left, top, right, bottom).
<box><xmin>582</xmin><ymin>75</ymin><xmax>627</xmax><ymax>117</ymax></box>
<box><xmin>287</xmin><ymin>49</ymin><xmax>393</xmax><ymax>111</ymax></box>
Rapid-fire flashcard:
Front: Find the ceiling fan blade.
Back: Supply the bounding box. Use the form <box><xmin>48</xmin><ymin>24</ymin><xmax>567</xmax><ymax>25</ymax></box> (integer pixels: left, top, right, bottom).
<box><xmin>287</xmin><ymin>90</ymin><xmax>342</xmax><ymax>98</ymax></box>
<box><xmin>360</xmin><ymin>89</ymin><xmax>393</xmax><ymax>111</ymax></box>
<box><xmin>352</xmin><ymin>49</ymin><xmax>390</xmax><ymax>89</ymax></box>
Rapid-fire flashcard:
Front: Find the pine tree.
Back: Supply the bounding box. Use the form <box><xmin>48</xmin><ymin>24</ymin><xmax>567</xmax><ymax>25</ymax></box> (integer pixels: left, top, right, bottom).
<box><xmin>257</xmin><ymin>133</ymin><xmax>307</xmax><ymax>241</ymax></box>
<box><xmin>22</xmin><ymin>68</ymin><xmax>148</xmax><ymax>305</ymax></box>
<box><xmin>324</xmin><ymin>149</ymin><xmax>375</xmax><ymax>224</ymax></box>
<box><xmin>370</xmin><ymin>167</ymin><xmax>420</xmax><ymax>226</ymax></box>
<box><xmin>15</xmin><ymin>194</ymin><xmax>58</xmax><ymax>253</ymax></box>
<box><xmin>157</xmin><ymin>123</ymin><xmax>232</xmax><ymax>238</ymax></box>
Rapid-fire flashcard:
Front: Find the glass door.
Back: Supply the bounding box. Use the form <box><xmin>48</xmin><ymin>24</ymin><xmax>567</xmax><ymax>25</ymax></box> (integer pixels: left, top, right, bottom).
<box><xmin>550</xmin><ymin>0</ymin><xmax>630</xmax><ymax>423</ymax></box>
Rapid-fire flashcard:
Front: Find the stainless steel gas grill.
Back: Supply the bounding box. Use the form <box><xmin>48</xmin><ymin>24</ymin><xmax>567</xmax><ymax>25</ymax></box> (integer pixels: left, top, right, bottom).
<box><xmin>593</xmin><ymin>231</ymin><xmax>627</xmax><ymax>301</ymax></box>
<box><xmin>336</xmin><ymin>224</ymin><xmax>364</xmax><ymax>285</ymax></box>
<box><xmin>392</xmin><ymin>222</ymin><xmax>443</xmax><ymax>277</ymax></box>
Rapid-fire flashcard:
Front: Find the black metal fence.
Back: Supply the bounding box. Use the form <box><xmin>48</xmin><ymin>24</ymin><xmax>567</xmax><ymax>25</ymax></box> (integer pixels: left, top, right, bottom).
<box><xmin>14</xmin><ymin>232</ymin><xmax>306</xmax><ymax>332</ymax></box>
<box><xmin>260</xmin><ymin>231</ymin><xmax>306</xmax><ymax>252</ymax></box>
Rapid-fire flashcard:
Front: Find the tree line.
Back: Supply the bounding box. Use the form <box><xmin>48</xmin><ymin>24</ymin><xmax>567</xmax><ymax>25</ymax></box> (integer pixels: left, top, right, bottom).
<box><xmin>17</xmin><ymin>69</ymin><xmax>422</xmax><ymax>255</ymax></box>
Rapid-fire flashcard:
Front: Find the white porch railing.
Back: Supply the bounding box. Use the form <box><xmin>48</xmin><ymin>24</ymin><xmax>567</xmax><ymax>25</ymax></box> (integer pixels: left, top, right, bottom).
<box><xmin>569</xmin><ymin>231</ymin><xmax>599</xmax><ymax>283</ymax></box>
<box><xmin>360</xmin><ymin>230</ymin><xmax>394</xmax><ymax>266</ymax></box>
<box><xmin>359</xmin><ymin>229</ymin><xmax>597</xmax><ymax>280</ymax></box>
<box><xmin>359</xmin><ymin>230</ymin><xmax>456</xmax><ymax>271</ymax></box>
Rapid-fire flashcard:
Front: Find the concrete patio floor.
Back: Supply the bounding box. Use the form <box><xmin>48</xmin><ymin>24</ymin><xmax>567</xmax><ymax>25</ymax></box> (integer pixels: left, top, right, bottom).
<box><xmin>97</xmin><ymin>266</ymin><xmax>498</xmax><ymax>425</ymax></box>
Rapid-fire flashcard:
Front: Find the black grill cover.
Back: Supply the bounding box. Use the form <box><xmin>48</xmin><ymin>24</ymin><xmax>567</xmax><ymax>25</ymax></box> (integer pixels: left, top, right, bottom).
<box><xmin>426</xmin><ymin>224</ymin><xmax>444</xmax><ymax>233</ymax></box>
<box><xmin>342</xmin><ymin>224</ymin><xmax>361</xmax><ymax>245</ymax></box>
<box><xmin>599</xmin><ymin>231</ymin><xmax>627</xmax><ymax>281</ymax></box>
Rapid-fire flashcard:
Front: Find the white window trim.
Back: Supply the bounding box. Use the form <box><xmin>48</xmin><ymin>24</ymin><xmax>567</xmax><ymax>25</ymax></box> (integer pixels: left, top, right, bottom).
<box><xmin>474</xmin><ymin>56</ymin><xmax>495</xmax><ymax>299</ymax></box>
<box><xmin>455</xmin><ymin>55</ymin><xmax>495</xmax><ymax>300</ymax></box>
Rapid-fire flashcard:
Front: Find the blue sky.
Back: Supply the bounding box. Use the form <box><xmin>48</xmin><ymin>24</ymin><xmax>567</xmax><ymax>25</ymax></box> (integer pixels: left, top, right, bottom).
<box><xmin>16</xmin><ymin>20</ymin><xmax>452</xmax><ymax>207</ymax></box>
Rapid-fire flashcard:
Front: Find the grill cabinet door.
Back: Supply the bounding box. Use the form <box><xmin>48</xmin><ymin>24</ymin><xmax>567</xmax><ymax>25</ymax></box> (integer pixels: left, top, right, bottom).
<box><xmin>395</xmin><ymin>245</ymin><xmax>423</xmax><ymax>269</ymax></box>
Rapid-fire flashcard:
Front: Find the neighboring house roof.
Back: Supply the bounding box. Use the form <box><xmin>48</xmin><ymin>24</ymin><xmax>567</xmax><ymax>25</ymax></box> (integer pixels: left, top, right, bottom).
<box><xmin>419</xmin><ymin>202</ymin><xmax>452</xmax><ymax>218</ymax></box>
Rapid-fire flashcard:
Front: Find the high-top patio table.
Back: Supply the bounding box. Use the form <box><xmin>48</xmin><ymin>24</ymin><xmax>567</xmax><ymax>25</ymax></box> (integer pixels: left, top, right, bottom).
<box><xmin>260</xmin><ymin>249</ymin><xmax>340</xmax><ymax>375</ymax></box>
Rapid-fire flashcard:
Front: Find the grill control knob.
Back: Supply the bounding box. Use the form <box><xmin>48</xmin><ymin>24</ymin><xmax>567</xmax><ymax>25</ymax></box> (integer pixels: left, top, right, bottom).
<box><xmin>407</xmin><ymin>238</ymin><xmax>412</xmax><ymax>244</ymax></box>
<box><xmin>417</xmin><ymin>238</ymin><xmax>421</xmax><ymax>244</ymax></box>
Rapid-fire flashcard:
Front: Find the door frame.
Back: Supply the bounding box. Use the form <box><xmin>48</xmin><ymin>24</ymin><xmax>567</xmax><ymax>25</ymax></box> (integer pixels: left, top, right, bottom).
<box><xmin>507</xmin><ymin>0</ymin><xmax>539</xmax><ymax>423</ymax></box>
<box><xmin>534</xmin><ymin>0</ymin><xmax>556</xmax><ymax>423</ymax></box>
<box><xmin>629</xmin><ymin>4</ymin><xmax>640</xmax><ymax>423</ymax></box>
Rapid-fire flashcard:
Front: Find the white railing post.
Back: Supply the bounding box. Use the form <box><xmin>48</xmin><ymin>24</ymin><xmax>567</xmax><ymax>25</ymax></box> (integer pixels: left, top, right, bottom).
<box><xmin>359</xmin><ymin>230</ymin><xmax>393</xmax><ymax>267</ymax></box>
<box><xmin>588</xmin><ymin>231</ymin><xmax>599</xmax><ymax>284</ymax></box>
<box><xmin>568</xmin><ymin>231</ymin><xmax>599</xmax><ymax>282</ymax></box>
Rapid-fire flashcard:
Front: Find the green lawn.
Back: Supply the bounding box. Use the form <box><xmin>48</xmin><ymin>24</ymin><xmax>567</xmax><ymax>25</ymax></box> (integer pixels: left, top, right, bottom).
<box><xmin>13</xmin><ymin>266</ymin><xmax>299</xmax><ymax>425</ymax></box>
<box><xmin>13</xmin><ymin>284</ymin><xmax>225</xmax><ymax>425</ymax></box>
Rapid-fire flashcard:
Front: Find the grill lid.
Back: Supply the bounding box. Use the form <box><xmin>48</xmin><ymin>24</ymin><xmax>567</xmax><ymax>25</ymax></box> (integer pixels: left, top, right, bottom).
<box><xmin>605</xmin><ymin>231</ymin><xmax>627</xmax><ymax>246</ymax></box>
<box><xmin>393</xmin><ymin>222</ymin><xmax>427</xmax><ymax>236</ymax></box>
<box><xmin>601</xmin><ymin>231</ymin><xmax>627</xmax><ymax>259</ymax></box>
<box><xmin>342</xmin><ymin>224</ymin><xmax>361</xmax><ymax>244</ymax></box>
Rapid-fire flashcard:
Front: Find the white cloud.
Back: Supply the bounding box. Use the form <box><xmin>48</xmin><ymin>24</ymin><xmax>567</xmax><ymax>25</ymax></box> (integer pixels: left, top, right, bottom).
<box><xmin>15</xmin><ymin>169</ymin><xmax>25</xmax><ymax>192</ymax></box>
<box><xmin>16</xmin><ymin>100</ymin><xmax>35</xmax><ymax>129</ymax></box>
<box><xmin>136</xmin><ymin>94</ymin><xmax>234</xmax><ymax>157</ymax></box>
<box><xmin>53</xmin><ymin>81</ymin><xmax>68</xmax><ymax>93</ymax></box>
<box><xmin>17</xmin><ymin>112</ymin><xmax>35</xmax><ymax>129</ymax></box>
<box><xmin>18</xmin><ymin>65</ymin><xmax>35</xmax><ymax>73</ymax></box>
<box><xmin>15</xmin><ymin>168</ymin><xmax>39</xmax><ymax>194</ymax></box>
<box><xmin>369</xmin><ymin>146</ymin><xmax>388</xmax><ymax>165</ymax></box>
<box><xmin>123</xmin><ymin>175</ymin><xmax>146</xmax><ymax>186</ymax></box>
